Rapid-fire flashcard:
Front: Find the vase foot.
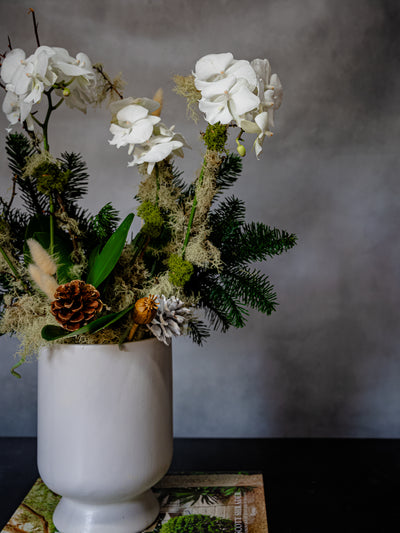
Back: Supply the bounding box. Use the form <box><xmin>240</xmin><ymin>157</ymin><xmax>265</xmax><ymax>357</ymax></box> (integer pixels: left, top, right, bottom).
<box><xmin>53</xmin><ymin>490</ymin><xmax>160</xmax><ymax>533</ymax></box>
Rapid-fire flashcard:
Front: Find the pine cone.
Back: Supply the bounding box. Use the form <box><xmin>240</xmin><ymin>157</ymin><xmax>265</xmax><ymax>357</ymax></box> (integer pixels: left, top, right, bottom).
<box><xmin>51</xmin><ymin>280</ymin><xmax>103</xmax><ymax>331</ymax></box>
<box><xmin>147</xmin><ymin>295</ymin><xmax>192</xmax><ymax>345</ymax></box>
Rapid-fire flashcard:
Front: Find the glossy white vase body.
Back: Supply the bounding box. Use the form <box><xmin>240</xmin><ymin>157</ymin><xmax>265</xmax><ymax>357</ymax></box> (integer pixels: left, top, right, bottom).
<box><xmin>37</xmin><ymin>338</ymin><xmax>173</xmax><ymax>533</ymax></box>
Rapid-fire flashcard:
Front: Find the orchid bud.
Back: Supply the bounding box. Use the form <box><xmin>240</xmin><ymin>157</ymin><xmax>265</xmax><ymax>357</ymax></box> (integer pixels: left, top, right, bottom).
<box><xmin>63</xmin><ymin>88</ymin><xmax>70</xmax><ymax>97</ymax></box>
<box><xmin>236</xmin><ymin>139</ymin><xmax>246</xmax><ymax>157</ymax></box>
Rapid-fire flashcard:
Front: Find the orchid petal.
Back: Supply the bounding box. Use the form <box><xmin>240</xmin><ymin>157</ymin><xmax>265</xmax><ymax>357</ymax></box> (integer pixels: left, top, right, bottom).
<box><xmin>0</xmin><ymin>49</ymin><xmax>26</xmax><ymax>84</ymax></box>
<box><xmin>194</xmin><ymin>52</ymin><xmax>234</xmax><ymax>82</ymax></box>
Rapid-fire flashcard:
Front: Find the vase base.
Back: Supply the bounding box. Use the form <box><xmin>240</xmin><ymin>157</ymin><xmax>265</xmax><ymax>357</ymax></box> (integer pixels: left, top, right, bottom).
<box><xmin>53</xmin><ymin>490</ymin><xmax>160</xmax><ymax>533</ymax></box>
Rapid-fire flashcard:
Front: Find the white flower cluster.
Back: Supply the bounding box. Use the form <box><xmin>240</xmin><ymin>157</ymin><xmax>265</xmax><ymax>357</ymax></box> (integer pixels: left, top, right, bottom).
<box><xmin>1</xmin><ymin>46</ymin><xmax>96</xmax><ymax>129</ymax></box>
<box><xmin>147</xmin><ymin>295</ymin><xmax>192</xmax><ymax>345</ymax></box>
<box><xmin>193</xmin><ymin>52</ymin><xmax>282</xmax><ymax>157</ymax></box>
<box><xmin>109</xmin><ymin>97</ymin><xmax>188</xmax><ymax>174</ymax></box>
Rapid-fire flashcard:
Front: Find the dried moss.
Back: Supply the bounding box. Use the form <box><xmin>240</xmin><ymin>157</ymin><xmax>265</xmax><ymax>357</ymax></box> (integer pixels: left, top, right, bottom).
<box><xmin>22</xmin><ymin>151</ymin><xmax>56</xmax><ymax>179</ymax></box>
<box><xmin>184</xmin><ymin>227</ymin><xmax>222</xmax><ymax>270</ymax></box>
<box><xmin>173</xmin><ymin>74</ymin><xmax>201</xmax><ymax>122</ymax></box>
<box><xmin>0</xmin><ymin>293</ymin><xmax>56</xmax><ymax>359</ymax></box>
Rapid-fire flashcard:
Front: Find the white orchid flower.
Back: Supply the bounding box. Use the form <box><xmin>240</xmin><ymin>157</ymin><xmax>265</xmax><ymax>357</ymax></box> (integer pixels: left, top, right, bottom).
<box><xmin>109</xmin><ymin>103</ymin><xmax>161</xmax><ymax>151</ymax></box>
<box><xmin>50</xmin><ymin>48</ymin><xmax>94</xmax><ymax>79</ymax></box>
<box><xmin>251</xmin><ymin>58</ymin><xmax>283</xmax><ymax>113</ymax></box>
<box><xmin>194</xmin><ymin>52</ymin><xmax>260</xmax><ymax>125</ymax></box>
<box><xmin>109</xmin><ymin>97</ymin><xmax>160</xmax><ymax>122</ymax></box>
<box><xmin>49</xmin><ymin>48</ymin><xmax>97</xmax><ymax>112</ymax></box>
<box><xmin>198</xmin><ymin>76</ymin><xmax>260</xmax><ymax>125</ymax></box>
<box><xmin>240</xmin><ymin>111</ymin><xmax>273</xmax><ymax>158</ymax></box>
<box><xmin>128</xmin><ymin>123</ymin><xmax>188</xmax><ymax>174</ymax></box>
<box><xmin>2</xmin><ymin>90</ymin><xmax>34</xmax><ymax>128</ymax></box>
<box><xmin>1</xmin><ymin>47</ymin><xmax>56</xmax><ymax>105</ymax></box>
<box><xmin>194</xmin><ymin>52</ymin><xmax>257</xmax><ymax>91</ymax></box>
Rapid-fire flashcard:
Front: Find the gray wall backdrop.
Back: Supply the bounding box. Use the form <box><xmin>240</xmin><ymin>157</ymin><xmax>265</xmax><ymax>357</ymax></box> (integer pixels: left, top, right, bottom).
<box><xmin>0</xmin><ymin>0</ymin><xmax>399</xmax><ymax>437</ymax></box>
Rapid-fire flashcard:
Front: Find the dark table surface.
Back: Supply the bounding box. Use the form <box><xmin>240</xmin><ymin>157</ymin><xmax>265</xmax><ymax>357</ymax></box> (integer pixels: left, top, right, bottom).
<box><xmin>1</xmin><ymin>438</ymin><xmax>400</xmax><ymax>532</ymax></box>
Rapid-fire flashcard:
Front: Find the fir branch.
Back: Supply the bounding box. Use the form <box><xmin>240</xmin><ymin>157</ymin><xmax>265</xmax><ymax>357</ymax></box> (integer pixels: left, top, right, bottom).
<box><xmin>221</xmin><ymin>265</ymin><xmax>278</xmax><ymax>315</ymax></box>
<box><xmin>5</xmin><ymin>133</ymin><xmax>47</xmax><ymax>216</ymax></box>
<box><xmin>89</xmin><ymin>203</ymin><xmax>120</xmax><ymax>244</ymax></box>
<box><xmin>186</xmin><ymin>317</ymin><xmax>210</xmax><ymax>345</ymax></box>
<box><xmin>58</xmin><ymin>152</ymin><xmax>89</xmax><ymax>205</ymax></box>
<box><xmin>208</xmin><ymin>196</ymin><xmax>246</xmax><ymax>245</ymax></box>
<box><xmin>214</xmin><ymin>153</ymin><xmax>242</xmax><ymax>197</ymax></box>
<box><xmin>3</xmin><ymin>208</ymin><xmax>29</xmax><ymax>250</ymax></box>
<box><xmin>221</xmin><ymin>222</ymin><xmax>297</xmax><ymax>265</ymax></box>
<box><xmin>6</xmin><ymin>133</ymin><xmax>36</xmax><ymax>178</ymax></box>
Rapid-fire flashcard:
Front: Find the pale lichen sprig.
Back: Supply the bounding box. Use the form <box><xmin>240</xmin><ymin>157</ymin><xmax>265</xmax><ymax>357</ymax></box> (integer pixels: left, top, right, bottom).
<box><xmin>26</xmin><ymin>239</ymin><xmax>58</xmax><ymax>300</ymax></box>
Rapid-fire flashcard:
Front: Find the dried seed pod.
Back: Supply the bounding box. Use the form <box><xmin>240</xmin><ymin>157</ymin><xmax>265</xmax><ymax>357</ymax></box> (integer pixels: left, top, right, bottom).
<box><xmin>132</xmin><ymin>295</ymin><xmax>159</xmax><ymax>325</ymax></box>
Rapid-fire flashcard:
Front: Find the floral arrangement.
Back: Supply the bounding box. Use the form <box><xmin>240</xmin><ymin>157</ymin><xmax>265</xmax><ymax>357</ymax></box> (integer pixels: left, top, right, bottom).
<box><xmin>0</xmin><ymin>11</ymin><xmax>296</xmax><ymax>377</ymax></box>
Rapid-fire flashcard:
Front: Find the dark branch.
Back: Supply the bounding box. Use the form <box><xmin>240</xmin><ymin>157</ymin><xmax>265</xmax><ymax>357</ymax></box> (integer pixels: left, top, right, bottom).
<box><xmin>93</xmin><ymin>64</ymin><xmax>124</xmax><ymax>100</ymax></box>
<box><xmin>28</xmin><ymin>8</ymin><xmax>41</xmax><ymax>47</ymax></box>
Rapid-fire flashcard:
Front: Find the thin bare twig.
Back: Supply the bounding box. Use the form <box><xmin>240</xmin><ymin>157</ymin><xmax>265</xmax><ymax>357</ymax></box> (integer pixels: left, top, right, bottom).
<box><xmin>93</xmin><ymin>64</ymin><xmax>124</xmax><ymax>100</ymax></box>
<box><xmin>7</xmin><ymin>35</ymin><xmax>12</xmax><ymax>50</ymax></box>
<box><xmin>28</xmin><ymin>8</ymin><xmax>41</xmax><ymax>47</ymax></box>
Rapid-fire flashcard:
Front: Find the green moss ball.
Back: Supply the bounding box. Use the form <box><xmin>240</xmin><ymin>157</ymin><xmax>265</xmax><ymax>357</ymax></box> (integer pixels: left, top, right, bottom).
<box><xmin>168</xmin><ymin>254</ymin><xmax>194</xmax><ymax>287</ymax></box>
<box><xmin>203</xmin><ymin>123</ymin><xmax>228</xmax><ymax>152</ymax></box>
<box><xmin>33</xmin><ymin>163</ymin><xmax>69</xmax><ymax>195</ymax></box>
<box><xmin>137</xmin><ymin>201</ymin><xmax>164</xmax><ymax>238</ymax></box>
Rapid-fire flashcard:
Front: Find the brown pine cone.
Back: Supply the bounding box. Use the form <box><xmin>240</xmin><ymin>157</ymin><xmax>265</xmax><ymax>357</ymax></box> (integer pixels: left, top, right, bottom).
<box><xmin>51</xmin><ymin>280</ymin><xmax>104</xmax><ymax>331</ymax></box>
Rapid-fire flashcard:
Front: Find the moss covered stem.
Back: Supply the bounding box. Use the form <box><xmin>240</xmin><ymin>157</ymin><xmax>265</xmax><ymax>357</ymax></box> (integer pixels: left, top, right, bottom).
<box><xmin>181</xmin><ymin>158</ymin><xmax>206</xmax><ymax>258</ymax></box>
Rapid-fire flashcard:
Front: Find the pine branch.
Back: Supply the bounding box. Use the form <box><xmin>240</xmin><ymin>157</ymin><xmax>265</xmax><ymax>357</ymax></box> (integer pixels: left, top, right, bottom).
<box><xmin>195</xmin><ymin>273</ymin><xmax>249</xmax><ymax>330</ymax></box>
<box><xmin>88</xmin><ymin>203</ymin><xmax>120</xmax><ymax>244</ymax></box>
<box><xmin>208</xmin><ymin>196</ymin><xmax>246</xmax><ymax>245</ymax></box>
<box><xmin>5</xmin><ymin>133</ymin><xmax>35</xmax><ymax>178</ymax></box>
<box><xmin>186</xmin><ymin>317</ymin><xmax>210</xmax><ymax>345</ymax></box>
<box><xmin>3</xmin><ymin>208</ymin><xmax>29</xmax><ymax>252</ymax></box>
<box><xmin>221</xmin><ymin>265</ymin><xmax>278</xmax><ymax>315</ymax></box>
<box><xmin>5</xmin><ymin>134</ymin><xmax>48</xmax><ymax>216</ymax></box>
<box><xmin>221</xmin><ymin>222</ymin><xmax>297</xmax><ymax>265</ymax></box>
<box><xmin>169</xmin><ymin>161</ymin><xmax>195</xmax><ymax>200</ymax></box>
<box><xmin>214</xmin><ymin>153</ymin><xmax>242</xmax><ymax>199</ymax></box>
<box><xmin>58</xmin><ymin>152</ymin><xmax>89</xmax><ymax>206</ymax></box>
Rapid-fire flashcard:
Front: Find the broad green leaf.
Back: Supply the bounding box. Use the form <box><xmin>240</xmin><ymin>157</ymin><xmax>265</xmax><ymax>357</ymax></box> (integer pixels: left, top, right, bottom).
<box><xmin>41</xmin><ymin>303</ymin><xmax>135</xmax><ymax>341</ymax></box>
<box><xmin>24</xmin><ymin>215</ymin><xmax>74</xmax><ymax>284</ymax></box>
<box><xmin>86</xmin><ymin>213</ymin><xmax>134</xmax><ymax>288</ymax></box>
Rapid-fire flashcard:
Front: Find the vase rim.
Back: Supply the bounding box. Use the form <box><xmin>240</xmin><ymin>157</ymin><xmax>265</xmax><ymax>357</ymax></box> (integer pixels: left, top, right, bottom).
<box><xmin>40</xmin><ymin>336</ymin><xmax>167</xmax><ymax>351</ymax></box>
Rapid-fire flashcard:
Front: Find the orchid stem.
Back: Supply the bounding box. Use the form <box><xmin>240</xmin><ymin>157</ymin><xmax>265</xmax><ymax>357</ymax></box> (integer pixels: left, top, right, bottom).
<box><xmin>155</xmin><ymin>163</ymin><xmax>160</xmax><ymax>206</ymax></box>
<box><xmin>181</xmin><ymin>157</ymin><xmax>206</xmax><ymax>258</ymax></box>
<box><xmin>49</xmin><ymin>198</ymin><xmax>55</xmax><ymax>256</ymax></box>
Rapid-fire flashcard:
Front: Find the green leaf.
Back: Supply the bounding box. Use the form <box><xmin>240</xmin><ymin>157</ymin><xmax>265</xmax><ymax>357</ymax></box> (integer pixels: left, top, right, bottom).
<box><xmin>41</xmin><ymin>303</ymin><xmax>135</xmax><ymax>341</ymax></box>
<box><xmin>24</xmin><ymin>215</ymin><xmax>74</xmax><ymax>284</ymax></box>
<box><xmin>86</xmin><ymin>213</ymin><xmax>134</xmax><ymax>287</ymax></box>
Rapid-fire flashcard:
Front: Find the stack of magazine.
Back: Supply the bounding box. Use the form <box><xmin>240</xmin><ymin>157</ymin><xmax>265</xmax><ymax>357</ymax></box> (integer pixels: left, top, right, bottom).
<box><xmin>2</xmin><ymin>473</ymin><xmax>268</xmax><ymax>532</ymax></box>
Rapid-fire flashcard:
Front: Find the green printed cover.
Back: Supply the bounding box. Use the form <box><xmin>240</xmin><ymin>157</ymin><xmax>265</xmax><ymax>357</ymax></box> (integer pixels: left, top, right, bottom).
<box><xmin>2</xmin><ymin>473</ymin><xmax>268</xmax><ymax>533</ymax></box>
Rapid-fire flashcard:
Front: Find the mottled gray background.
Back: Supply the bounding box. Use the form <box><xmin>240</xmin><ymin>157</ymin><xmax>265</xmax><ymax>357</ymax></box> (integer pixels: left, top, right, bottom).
<box><xmin>0</xmin><ymin>0</ymin><xmax>399</xmax><ymax>437</ymax></box>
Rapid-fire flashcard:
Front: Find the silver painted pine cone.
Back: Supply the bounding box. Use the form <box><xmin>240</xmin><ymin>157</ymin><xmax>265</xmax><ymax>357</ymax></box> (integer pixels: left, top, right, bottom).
<box><xmin>147</xmin><ymin>295</ymin><xmax>192</xmax><ymax>345</ymax></box>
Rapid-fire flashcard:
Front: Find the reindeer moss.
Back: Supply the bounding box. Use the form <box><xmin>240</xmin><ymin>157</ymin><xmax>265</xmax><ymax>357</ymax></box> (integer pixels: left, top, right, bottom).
<box><xmin>173</xmin><ymin>74</ymin><xmax>201</xmax><ymax>122</ymax></box>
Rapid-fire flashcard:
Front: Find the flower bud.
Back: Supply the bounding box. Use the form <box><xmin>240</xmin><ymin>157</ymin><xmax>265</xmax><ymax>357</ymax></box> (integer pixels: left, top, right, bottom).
<box><xmin>236</xmin><ymin>140</ymin><xmax>246</xmax><ymax>157</ymax></box>
<box><xmin>63</xmin><ymin>88</ymin><xmax>71</xmax><ymax>97</ymax></box>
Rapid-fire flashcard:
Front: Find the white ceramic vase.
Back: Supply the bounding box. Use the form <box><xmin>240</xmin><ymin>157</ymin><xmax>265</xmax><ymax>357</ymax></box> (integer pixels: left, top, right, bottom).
<box><xmin>37</xmin><ymin>338</ymin><xmax>173</xmax><ymax>533</ymax></box>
